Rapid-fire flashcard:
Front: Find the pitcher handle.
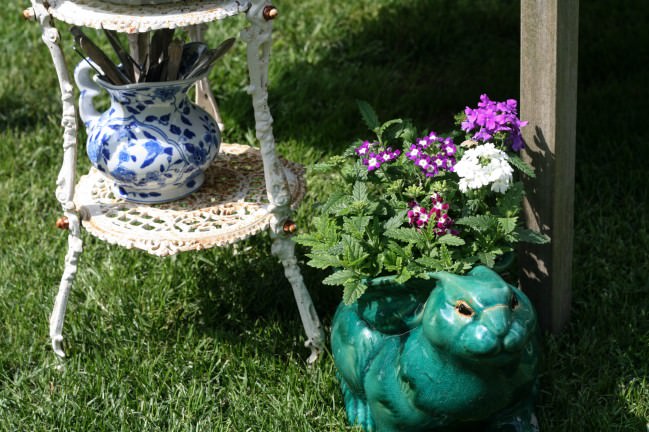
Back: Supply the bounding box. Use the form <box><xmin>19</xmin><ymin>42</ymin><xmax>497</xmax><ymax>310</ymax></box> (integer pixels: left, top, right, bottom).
<box><xmin>74</xmin><ymin>60</ymin><xmax>102</xmax><ymax>128</ymax></box>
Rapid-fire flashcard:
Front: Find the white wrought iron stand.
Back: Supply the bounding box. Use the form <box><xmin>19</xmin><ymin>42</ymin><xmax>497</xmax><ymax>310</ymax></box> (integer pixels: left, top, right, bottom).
<box><xmin>26</xmin><ymin>0</ymin><xmax>325</xmax><ymax>364</ymax></box>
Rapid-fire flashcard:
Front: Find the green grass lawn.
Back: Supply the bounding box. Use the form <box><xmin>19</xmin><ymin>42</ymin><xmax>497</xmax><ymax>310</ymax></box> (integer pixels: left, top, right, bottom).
<box><xmin>1</xmin><ymin>0</ymin><xmax>648</xmax><ymax>430</ymax></box>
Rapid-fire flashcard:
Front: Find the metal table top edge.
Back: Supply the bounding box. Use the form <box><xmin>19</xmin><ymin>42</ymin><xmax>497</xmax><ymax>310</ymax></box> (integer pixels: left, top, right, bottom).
<box><xmin>47</xmin><ymin>0</ymin><xmax>252</xmax><ymax>33</ymax></box>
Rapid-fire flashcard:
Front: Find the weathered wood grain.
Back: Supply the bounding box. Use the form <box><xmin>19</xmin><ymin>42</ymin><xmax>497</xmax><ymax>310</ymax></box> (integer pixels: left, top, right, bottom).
<box><xmin>520</xmin><ymin>0</ymin><xmax>579</xmax><ymax>332</ymax></box>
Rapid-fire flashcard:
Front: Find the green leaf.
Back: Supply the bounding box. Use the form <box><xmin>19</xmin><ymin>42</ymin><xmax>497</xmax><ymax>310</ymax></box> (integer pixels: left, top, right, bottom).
<box><xmin>294</xmin><ymin>233</ymin><xmax>323</xmax><ymax>248</ymax></box>
<box><xmin>497</xmin><ymin>217</ymin><xmax>518</xmax><ymax>235</ymax></box>
<box><xmin>312</xmin><ymin>155</ymin><xmax>346</xmax><ymax>172</ymax></box>
<box><xmin>478</xmin><ymin>251</ymin><xmax>496</xmax><ymax>267</ymax></box>
<box><xmin>315</xmin><ymin>216</ymin><xmax>340</xmax><ymax>243</ymax></box>
<box><xmin>322</xmin><ymin>269</ymin><xmax>355</xmax><ymax>286</ymax></box>
<box><xmin>395</xmin><ymin>267</ymin><xmax>413</xmax><ymax>284</ymax></box>
<box><xmin>357</xmin><ymin>100</ymin><xmax>380</xmax><ymax>132</ymax></box>
<box><xmin>306</xmin><ymin>254</ymin><xmax>343</xmax><ymax>269</ymax></box>
<box><xmin>342</xmin><ymin>235</ymin><xmax>369</xmax><ymax>266</ymax></box>
<box><xmin>460</xmin><ymin>255</ymin><xmax>480</xmax><ymax>268</ymax></box>
<box><xmin>386</xmin><ymin>179</ymin><xmax>405</xmax><ymax>195</ymax></box>
<box><xmin>439</xmin><ymin>244</ymin><xmax>453</xmax><ymax>267</ymax></box>
<box><xmin>454</xmin><ymin>111</ymin><xmax>466</xmax><ymax>127</ymax></box>
<box><xmin>352</xmin><ymin>181</ymin><xmax>369</xmax><ymax>203</ymax></box>
<box><xmin>465</xmin><ymin>198</ymin><xmax>483</xmax><ymax>213</ymax></box>
<box><xmin>324</xmin><ymin>194</ymin><xmax>355</xmax><ymax>216</ymax></box>
<box><xmin>383</xmin><ymin>210</ymin><xmax>407</xmax><ymax>231</ymax></box>
<box><xmin>343</xmin><ymin>280</ymin><xmax>368</xmax><ymax>305</ymax></box>
<box><xmin>437</xmin><ymin>234</ymin><xmax>466</xmax><ymax>246</ymax></box>
<box><xmin>497</xmin><ymin>182</ymin><xmax>524</xmax><ymax>216</ymax></box>
<box><xmin>327</xmin><ymin>242</ymin><xmax>344</xmax><ymax>256</ymax></box>
<box><xmin>386</xmin><ymin>240</ymin><xmax>412</xmax><ymax>257</ymax></box>
<box><xmin>343</xmin><ymin>216</ymin><xmax>371</xmax><ymax>239</ymax></box>
<box><xmin>404</xmin><ymin>184</ymin><xmax>425</xmax><ymax>199</ymax></box>
<box><xmin>508</xmin><ymin>154</ymin><xmax>536</xmax><ymax>178</ymax></box>
<box><xmin>320</xmin><ymin>192</ymin><xmax>349</xmax><ymax>213</ymax></box>
<box><xmin>378</xmin><ymin>119</ymin><xmax>403</xmax><ymax>143</ymax></box>
<box><xmin>516</xmin><ymin>228</ymin><xmax>551</xmax><ymax>244</ymax></box>
<box><xmin>416</xmin><ymin>256</ymin><xmax>444</xmax><ymax>270</ymax></box>
<box><xmin>456</xmin><ymin>215</ymin><xmax>496</xmax><ymax>231</ymax></box>
<box><xmin>384</xmin><ymin>227</ymin><xmax>424</xmax><ymax>244</ymax></box>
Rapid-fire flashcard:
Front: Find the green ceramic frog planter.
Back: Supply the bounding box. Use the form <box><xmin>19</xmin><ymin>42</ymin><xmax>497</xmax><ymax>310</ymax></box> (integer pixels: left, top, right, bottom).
<box><xmin>331</xmin><ymin>265</ymin><xmax>539</xmax><ymax>432</ymax></box>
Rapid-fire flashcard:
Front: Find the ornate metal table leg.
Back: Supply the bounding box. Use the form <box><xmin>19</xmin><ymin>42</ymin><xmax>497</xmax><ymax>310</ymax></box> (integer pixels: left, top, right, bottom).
<box><xmin>272</xmin><ymin>236</ymin><xmax>325</xmax><ymax>364</ymax></box>
<box><xmin>188</xmin><ymin>24</ymin><xmax>225</xmax><ymax>132</ymax></box>
<box><xmin>30</xmin><ymin>1</ymin><xmax>83</xmax><ymax>357</ymax></box>
<box><xmin>241</xmin><ymin>2</ymin><xmax>325</xmax><ymax>363</ymax></box>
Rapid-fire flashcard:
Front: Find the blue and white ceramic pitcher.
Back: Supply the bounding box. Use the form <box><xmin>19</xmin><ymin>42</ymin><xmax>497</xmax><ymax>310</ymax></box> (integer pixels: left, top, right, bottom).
<box><xmin>74</xmin><ymin>60</ymin><xmax>220</xmax><ymax>203</ymax></box>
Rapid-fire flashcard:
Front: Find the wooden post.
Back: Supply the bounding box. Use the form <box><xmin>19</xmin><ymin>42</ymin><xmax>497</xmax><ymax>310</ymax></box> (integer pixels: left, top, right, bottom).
<box><xmin>520</xmin><ymin>0</ymin><xmax>579</xmax><ymax>332</ymax></box>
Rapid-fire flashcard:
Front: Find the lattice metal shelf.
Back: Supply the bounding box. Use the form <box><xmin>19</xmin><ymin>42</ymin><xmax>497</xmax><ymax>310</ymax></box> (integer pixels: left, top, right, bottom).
<box><xmin>74</xmin><ymin>143</ymin><xmax>305</xmax><ymax>256</ymax></box>
<box><xmin>46</xmin><ymin>0</ymin><xmax>251</xmax><ymax>33</ymax></box>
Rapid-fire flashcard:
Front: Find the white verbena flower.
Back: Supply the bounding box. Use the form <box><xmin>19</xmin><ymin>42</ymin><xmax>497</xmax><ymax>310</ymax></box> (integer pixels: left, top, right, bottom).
<box><xmin>454</xmin><ymin>143</ymin><xmax>513</xmax><ymax>193</ymax></box>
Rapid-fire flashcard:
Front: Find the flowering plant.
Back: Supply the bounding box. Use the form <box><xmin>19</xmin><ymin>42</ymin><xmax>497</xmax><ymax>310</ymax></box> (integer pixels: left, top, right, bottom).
<box><xmin>296</xmin><ymin>95</ymin><xmax>549</xmax><ymax>304</ymax></box>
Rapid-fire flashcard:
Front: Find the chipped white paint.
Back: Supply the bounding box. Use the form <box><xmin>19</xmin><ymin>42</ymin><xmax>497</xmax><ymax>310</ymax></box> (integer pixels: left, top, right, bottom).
<box><xmin>31</xmin><ymin>0</ymin><xmax>84</xmax><ymax>358</ymax></box>
<box><xmin>242</xmin><ymin>3</ymin><xmax>325</xmax><ymax>361</ymax></box>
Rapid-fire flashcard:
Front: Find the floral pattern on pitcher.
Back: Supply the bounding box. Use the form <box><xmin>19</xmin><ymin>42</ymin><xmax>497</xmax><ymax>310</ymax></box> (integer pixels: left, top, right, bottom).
<box><xmin>75</xmin><ymin>60</ymin><xmax>220</xmax><ymax>203</ymax></box>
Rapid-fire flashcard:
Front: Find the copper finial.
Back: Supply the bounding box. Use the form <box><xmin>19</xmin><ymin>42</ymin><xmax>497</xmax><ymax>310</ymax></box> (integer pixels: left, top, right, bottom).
<box><xmin>22</xmin><ymin>8</ymin><xmax>36</xmax><ymax>21</ymax></box>
<box><xmin>263</xmin><ymin>5</ymin><xmax>278</xmax><ymax>21</ymax></box>
<box><xmin>283</xmin><ymin>219</ymin><xmax>297</xmax><ymax>234</ymax></box>
<box><xmin>56</xmin><ymin>216</ymin><xmax>69</xmax><ymax>230</ymax></box>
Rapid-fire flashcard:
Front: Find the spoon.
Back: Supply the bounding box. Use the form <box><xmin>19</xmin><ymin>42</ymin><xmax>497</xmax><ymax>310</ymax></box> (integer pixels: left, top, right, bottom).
<box><xmin>182</xmin><ymin>38</ymin><xmax>235</xmax><ymax>80</ymax></box>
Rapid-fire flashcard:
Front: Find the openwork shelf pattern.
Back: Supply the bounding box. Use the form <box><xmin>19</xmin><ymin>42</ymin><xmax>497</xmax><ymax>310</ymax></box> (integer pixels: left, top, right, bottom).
<box><xmin>47</xmin><ymin>0</ymin><xmax>251</xmax><ymax>33</ymax></box>
<box><xmin>74</xmin><ymin>143</ymin><xmax>305</xmax><ymax>256</ymax></box>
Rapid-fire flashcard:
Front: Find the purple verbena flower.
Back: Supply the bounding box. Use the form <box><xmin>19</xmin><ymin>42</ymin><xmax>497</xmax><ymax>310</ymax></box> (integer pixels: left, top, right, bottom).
<box><xmin>511</xmin><ymin>133</ymin><xmax>525</xmax><ymax>152</ymax></box>
<box><xmin>408</xmin><ymin>132</ymin><xmax>457</xmax><ymax>176</ymax></box>
<box><xmin>430</xmin><ymin>193</ymin><xmax>450</xmax><ymax>217</ymax></box>
<box><xmin>416</xmin><ymin>155</ymin><xmax>432</xmax><ymax>171</ymax></box>
<box><xmin>407</xmin><ymin>145</ymin><xmax>421</xmax><ymax>161</ymax></box>
<box><xmin>407</xmin><ymin>195</ymin><xmax>458</xmax><ymax>234</ymax></box>
<box><xmin>431</xmin><ymin>199</ymin><xmax>449</xmax><ymax>216</ymax></box>
<box><xmin>357</xmin><ymin>141</ymin><xmax>401</xmax><ymax>172</ymax></box>
<box><xmin>436</xmin><ymin>213</ymin><xmax>452</xmax><ymax>230</ymax></box>
<box><xmin>407</xmin><ymin>201</ymin><xmax>430</xmax><ymax>227</ymax></box>
<box><xmin>425</xmin><ymin>165</ymin><xmax>438</xmax><ymax>178</ymax></box>
<box><xmin>416</xmin><ymin>212</ymin><xmax>431</xmax><ymax>227</ymax></box>
<box><xmin>355</xmin><ymin>140</ymin><xmax>373</xmax><ymax>156</ymax></box>
<box><xmin>461</xmin><ymin>94</ymin><xmax>528</xmax><ymax>151</ymax></box>
<box><xmin>364</xmin><ymin>153</ymin><xmax>381</xmax><ymax>171</ymax></box>
<box><xmin>435</xmin><ymin>227</ymin><xmax>460</xmax><ymax>236</ymax></box>
<box><xmin>417</xmin><ymin>137</ymin><xmax>432</xmax><ymax>149</ymax></box>
<box><xmin>440</xmin><ymin>139</ymin><xmax>457</xmax><ymax>157</ymax></box>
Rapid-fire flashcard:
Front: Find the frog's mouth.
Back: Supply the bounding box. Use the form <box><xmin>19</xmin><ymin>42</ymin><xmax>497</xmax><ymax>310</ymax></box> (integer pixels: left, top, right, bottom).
<box><xmin>459</xmin><ymin>328</ymin><xmax>530</xmax><ymax>365</ymax></box>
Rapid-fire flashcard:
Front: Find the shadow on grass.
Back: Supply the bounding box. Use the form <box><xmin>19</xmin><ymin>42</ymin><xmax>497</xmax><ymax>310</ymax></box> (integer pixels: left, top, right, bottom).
<box><xmin>224</xmin><ymin>0</ymin><xmax>521</xmax><ymax>153</ymax></box>
<box><xmin>0</xmin><ymin>92</ymin><xmax>54</xmax><ymax>132</ymax></box>
<box><xmin>175</xmin><ymin>235</ymin><xmax>340</xmax><ymax>360</ymax></box>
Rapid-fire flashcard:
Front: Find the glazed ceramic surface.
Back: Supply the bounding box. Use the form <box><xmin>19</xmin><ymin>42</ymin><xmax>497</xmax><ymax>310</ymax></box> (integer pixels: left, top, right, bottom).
<box><xmin>75</xmin><ymin>61</ymin><xmax>220</xmax><ymax>203</ymax></box>
<box><xmin>331</xmin><ymin>266</ymin><xmax>539</xmax><ymax>432</ymax></box>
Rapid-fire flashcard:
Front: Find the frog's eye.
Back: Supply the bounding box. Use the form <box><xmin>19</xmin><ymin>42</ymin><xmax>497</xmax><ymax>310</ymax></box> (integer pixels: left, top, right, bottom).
<box><xmin>510</xmin><ymin>294</ymin><xmax>520</xmax><ymax>310</ymax></box>
<box><xmin>455</xmin><ymin>300</ymin><xmax>475</xmax><ymax>318</ymax></box>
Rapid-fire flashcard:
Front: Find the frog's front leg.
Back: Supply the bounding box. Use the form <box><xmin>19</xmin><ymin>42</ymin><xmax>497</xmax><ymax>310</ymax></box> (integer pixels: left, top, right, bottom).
<box><xmin>339</xmin><ymin>376</ymin><xmax>376</xmax><ymax>431</ymax></box>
